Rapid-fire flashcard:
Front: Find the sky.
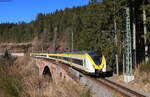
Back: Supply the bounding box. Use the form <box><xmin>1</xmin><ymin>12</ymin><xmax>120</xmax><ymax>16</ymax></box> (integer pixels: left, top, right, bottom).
<box><xmin>0</xmin><ymin>0</ymin><xmax>89</xmax><ymax>23</ymax></box>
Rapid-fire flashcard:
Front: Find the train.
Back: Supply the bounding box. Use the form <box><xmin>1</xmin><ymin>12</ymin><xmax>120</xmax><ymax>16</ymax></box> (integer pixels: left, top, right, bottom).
<box><xmin>30</xmin><ymin>51</ymin><xmax>113</xmax><ymax>77</ymax></box>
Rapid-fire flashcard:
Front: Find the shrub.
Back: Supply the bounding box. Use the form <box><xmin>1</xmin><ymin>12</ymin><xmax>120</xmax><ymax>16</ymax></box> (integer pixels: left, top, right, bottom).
<box><xmin>0</xmin><ymin>70</ymin><xmax>22</xmax><ymax>97</ymax></box>
<box><xmin>0</xmin><ymin>50</ymin><xmax>22</xmax><ymax>97</ymax></box>
<box><xmin>139</xmin><ymin>60</ymin><xmax>150</xmax><ymax>73</ymax></box>
<box><xmin>0</xmin><ymin>49</ymin><xmax>16</xmax><ymax>67</ymax></box>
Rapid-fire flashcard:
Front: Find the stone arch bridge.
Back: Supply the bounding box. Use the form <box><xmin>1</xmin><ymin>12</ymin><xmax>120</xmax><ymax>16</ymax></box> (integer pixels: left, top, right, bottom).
<box><xmin>36</xmin><ymin>58</ymin><xmax>77</xmax><ymax>84</ymax></box>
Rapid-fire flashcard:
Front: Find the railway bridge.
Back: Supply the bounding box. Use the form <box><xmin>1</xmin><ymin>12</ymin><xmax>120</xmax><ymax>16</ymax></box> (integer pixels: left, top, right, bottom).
<box><xmin>34</xmin><ymin>55</ymin><xmax>149</xmax><ymax>97</ymax></box>
<box><xmin>36</xmin><ymin>58</ymin><xmax>77</xmax><ymax>84</ymax></box>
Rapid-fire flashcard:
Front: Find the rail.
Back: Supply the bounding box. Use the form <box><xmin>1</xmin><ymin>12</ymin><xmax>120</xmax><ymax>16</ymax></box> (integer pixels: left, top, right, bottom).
<box><xmin>98</xmin><ymin>78</ymin><xmax>146</xmax><ymax>97</ymax></box>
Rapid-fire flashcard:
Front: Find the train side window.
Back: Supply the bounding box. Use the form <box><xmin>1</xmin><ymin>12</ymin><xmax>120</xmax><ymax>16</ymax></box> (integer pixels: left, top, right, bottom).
<box><xmin>49</xmin><ymin>55</ymin><xmax>83</xmax><ymax>66</ymax></box>
<box><xmin>72</xmin><ymin>58</ymin><xmax>83</xmax><ymax>66</ymax></box>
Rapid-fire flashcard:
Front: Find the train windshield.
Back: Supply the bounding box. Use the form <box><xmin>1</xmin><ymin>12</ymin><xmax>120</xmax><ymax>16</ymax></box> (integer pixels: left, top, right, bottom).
<box><xmin>88</xmin><ymin>52</ymin><xmax>102</xmax><ymax>65</ymax></box>
<box><xmin>91</xmin><ymin>55</ymin><xmax>101</xmax><ymax>65</ymax></box>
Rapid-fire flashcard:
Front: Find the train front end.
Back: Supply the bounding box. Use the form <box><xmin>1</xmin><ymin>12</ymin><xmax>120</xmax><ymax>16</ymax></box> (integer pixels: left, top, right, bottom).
<box><xmin>87</xmin><ymin>52</ymin><xmax>112</xmax><ymax>77</ymax></box>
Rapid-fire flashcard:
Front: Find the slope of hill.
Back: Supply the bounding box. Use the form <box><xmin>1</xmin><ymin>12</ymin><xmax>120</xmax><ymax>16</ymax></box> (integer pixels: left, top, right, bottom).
<box><xmin>0</xmin><ymin>54</ymin><xmax>93</xmax><ymax>97</ymax></box>
<box><xmin>0</xmin><ymin>1</ymin><xmax>125</xmax><ymax>65</ymax></box>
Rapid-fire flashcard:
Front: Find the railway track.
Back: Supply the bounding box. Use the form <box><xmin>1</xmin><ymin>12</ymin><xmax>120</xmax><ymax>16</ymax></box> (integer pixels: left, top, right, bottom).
<box><xmin>61</xmin><ymin>62</ymin><xmax>147</xmax><ymax>96</ymax></box>
<box><xmin>80</xmin><ymin>74</ymin><xmax>147</xmax><ymax>97</ymax></box>
<box><xmin>97</xmin><ymin>78</ymin><xmax>146</xmax><ymax>97</ymax></box>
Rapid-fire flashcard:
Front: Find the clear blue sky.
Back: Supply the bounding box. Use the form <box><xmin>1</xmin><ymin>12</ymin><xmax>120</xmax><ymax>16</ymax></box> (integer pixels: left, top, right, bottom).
<box><xmin>0</xmin><ymin>0</ymin><xmax>89</xmax><ymax>23</ymax></box>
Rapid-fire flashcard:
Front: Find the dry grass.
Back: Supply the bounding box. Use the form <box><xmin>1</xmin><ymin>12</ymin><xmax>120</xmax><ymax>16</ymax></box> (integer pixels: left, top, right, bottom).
<box><xmin>5</xmin><ymin>56</ymin><xmax>93</xmax><ymax>97</ymax></box>
<box><xmin>114</xmin><ymin>70</ymin><xmax>150</xmax><ymax>93</ymax></box>
<box><xmin>0</xmin><ymin>68</ymin><xmax>22</xmax><ymax>97</ymax></box>
<box><xmin>113</xmin><ymin>60</ymin><xmax>150</xmax><ymax>93</ymax></box>
<box><xmin>129</xmin><ymin>70</ymin><xmax>150</xmax><ymax>93</ymax></box>
<box><xmin>129</xmin><ymin>62</ymin><xmax>150</xmax><ymax>93</ymax></box>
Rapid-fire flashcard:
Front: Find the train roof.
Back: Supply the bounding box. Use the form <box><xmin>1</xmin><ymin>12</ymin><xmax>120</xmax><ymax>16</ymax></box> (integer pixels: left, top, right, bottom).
<box><xmin>49</xmin><ymin>51</ymin><xmax>101</xmax><ymax>56</ymax></box>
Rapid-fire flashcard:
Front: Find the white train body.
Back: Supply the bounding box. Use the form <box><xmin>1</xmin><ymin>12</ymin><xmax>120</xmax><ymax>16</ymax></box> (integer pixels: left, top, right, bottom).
<box><xmin>30</xmin><ymin>51</ymin><xmax>108</xmax><ymax>75</ymax></box>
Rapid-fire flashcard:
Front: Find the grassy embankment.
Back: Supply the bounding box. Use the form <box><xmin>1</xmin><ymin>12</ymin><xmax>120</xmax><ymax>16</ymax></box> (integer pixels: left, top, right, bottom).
<box><xmin>128</xmin><ymin>61</ymin><xmax>150</xmax><ymax>92</ymax></box>
<box><xmin>0</xmin><ymin>51</ymin><xmax>92</xmax><ymax>97</ymax></box>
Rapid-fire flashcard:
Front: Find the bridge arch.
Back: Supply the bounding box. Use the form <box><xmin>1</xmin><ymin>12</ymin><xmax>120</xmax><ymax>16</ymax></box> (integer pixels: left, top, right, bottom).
<box><xmin>42</xmin><ymin>66</ymin><xmax>53</xmax><ymax>82</ymax></box>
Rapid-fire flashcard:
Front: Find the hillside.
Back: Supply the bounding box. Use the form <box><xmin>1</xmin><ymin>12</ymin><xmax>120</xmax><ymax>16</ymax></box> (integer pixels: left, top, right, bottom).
<box><xmin>1</xmin><ymin>0</ymin><xmax>150</xmax><ymax>73</ymax></box>
<box><xmin>0</xmin><ymin>1</ymin><xmax>127</xmax><ymax>66</ymax></box>
<box><xmin>0</xmin><ymin>54</ymin><xmax>93</xmax><ymax>97</ymax></box>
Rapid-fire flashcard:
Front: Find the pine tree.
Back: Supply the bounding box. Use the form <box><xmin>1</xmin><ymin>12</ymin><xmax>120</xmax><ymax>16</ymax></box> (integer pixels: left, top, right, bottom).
<box><xmin>89</xmin><ymin>0</ymin><xmax>97</xmax><ymax>4</ymax></box>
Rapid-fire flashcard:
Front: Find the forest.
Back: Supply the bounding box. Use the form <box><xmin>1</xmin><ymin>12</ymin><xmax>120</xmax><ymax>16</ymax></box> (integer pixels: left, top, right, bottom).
<box><xmin>0</xmin><ymin>0</ymin><xmax>150</xmax><ymax>66</ymax></box>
